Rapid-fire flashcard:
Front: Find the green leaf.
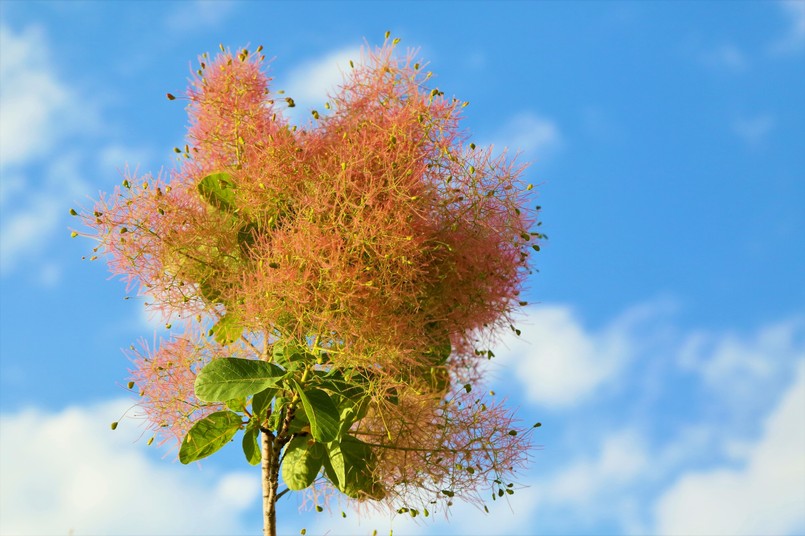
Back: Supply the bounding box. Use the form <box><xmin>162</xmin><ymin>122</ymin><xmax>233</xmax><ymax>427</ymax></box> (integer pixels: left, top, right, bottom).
<box><xmin>211</xmin><ymin>313</ymin><xmax>242</xmax><ymax>346</ymax></box>
<box><xmin>251</xmin><ymin>387</ymin><xmax>277</xmax><ymax>422</ymax></box>
<box><xmin>324</xmin><ymin>442</ymin><xmax>345</xmax><ymax>489</ymax></box>
<box><xmin>195</xmin><ymin>358</ymin><xmax>284</xmax><ymax>402</ymax></box>
<box><xmin>424</xmin><ymin>336</ymin><xmax>452</xmax><ymax>366</ymax></box>
<box><xmin>327</xmin><ymin>435</ymin><xmax>385</xmax><ymax>499</ymax></box>
<box><xmin>267</xmin><ymin>395</ymin><xmax>288</xmax><ymax>431</ymax></box>
<box><xmin>198</xmin><ymin>172</ymin><xmax>236</xmax><ymax>212</ymax></box>
<box><xmin>338</xmin><ymin>407</ymin><xmax>356</xmax><ymax>438</ymax></box>
<box><xmin>242</xmin><ymin>426</ymin><xmax>261</xmax><ymax>465</ymax></box>
<box><xmin>272</xmin><ymin>341</ymin><xmax>308</xmax><ymax>369</ymax></box>
<box><xmin>199</xmin><ymin>275</ymin><xmax>224</xmax><ymax>303</ymax></box>
<box><xmin>292</xmin><ymin>380</ymin><xmax>339</xmax><ymax>443</ymax></box>
<box><xmin>179</xmin><ymin>410</ymin><xmax>242</xmax><ymax>464</ymax></box>
<box><xmin>225</xmin><ymin>397</ymin><xmax>246</xmax><ymax>412</ymax></box>
<box><xmin>282</xmin><ymin>436</ymin><xmax>325</xmax><ymax>490</ymax></box>
<box><xmin>237</xmin><ymin>221</ymin><xmax>263</xmax><ymax>258</ymax></box>
<box><xmin>288</xmin><ymin>406</ymin><xmax>311</xmax><ymax>435</ymax></box>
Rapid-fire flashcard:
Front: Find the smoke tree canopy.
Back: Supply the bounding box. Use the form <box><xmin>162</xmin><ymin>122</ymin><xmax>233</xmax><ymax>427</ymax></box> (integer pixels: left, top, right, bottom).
<box><xmin>75</xmin><ymin>35</ymin><xmax>543</xmax><ymax>536</ymax></box>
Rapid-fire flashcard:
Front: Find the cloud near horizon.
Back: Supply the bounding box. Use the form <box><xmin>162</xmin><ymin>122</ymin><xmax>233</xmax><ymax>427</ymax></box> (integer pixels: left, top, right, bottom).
<box><xmin>0</xmin><ymin>399</ymin><xmax>259</xmax><ymax>536</ymax></box>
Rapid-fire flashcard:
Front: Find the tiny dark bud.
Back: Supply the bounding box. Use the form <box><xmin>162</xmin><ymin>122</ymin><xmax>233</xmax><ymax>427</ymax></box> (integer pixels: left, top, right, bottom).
<box><xmin>166</xmin><ymin>93</ymin><xmax>176</xmax><ymax>100</ymax></box>
<box><xmin>111</xmin><ymin>421</ymin><xmax>118</xmax><ymax>430</ymax></box>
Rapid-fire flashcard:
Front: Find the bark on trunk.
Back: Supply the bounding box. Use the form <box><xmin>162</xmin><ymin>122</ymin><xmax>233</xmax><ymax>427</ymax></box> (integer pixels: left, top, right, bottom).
<box><xmin>262</xmin><ymin>431</ymin><xmax>278</xmax><ymax>536</ymax></box>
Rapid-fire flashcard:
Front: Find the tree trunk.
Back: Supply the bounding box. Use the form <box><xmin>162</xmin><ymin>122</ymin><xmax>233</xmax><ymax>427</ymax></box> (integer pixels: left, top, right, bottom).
<box><xmin>262</xmin><ymin>431</ymin><xmax>278</xmax><ymax>536</ymax></box>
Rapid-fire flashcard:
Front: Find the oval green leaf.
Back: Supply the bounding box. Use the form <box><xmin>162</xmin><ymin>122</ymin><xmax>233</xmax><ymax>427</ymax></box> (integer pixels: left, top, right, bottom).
<box><xmin>242</xmin><ymin>426</ymin><xmax>261</xmax><ymax>466</ymax></box>
<box><xmin>272</xmin><ymin>341</ymin><xmax>309</xmax><ymax>369</ymax></box>
<box><xmin>179</xmin><ymin>410</ymin><xmax>242</xmax><ymax>464</ymax></box>
<box><xmin>328</xmin><ymin>435</ymin><xmax>385</xmax><ymax>500</ymax></box>
<box><xmin>291</xmin><ymin>380</ymin><xmax>339</xmax><ymax>443</ymax></box>
<box><xmin>323</xmin><ymin>442</ymin><xmax>345</xmax><ymax>489</ymax></box>
<box><xmin>195</xmin><ymin>358</ymin><xmax>284</xmax><ymax>402</ymax></box>
<box><xmin>282</xmin><ymin>436</ymin><xmax>325</xmax><ymax>491</ymax></box>
<box><xmin>251</xmin><ymin>386</ymin><xmax>277</xmax><ymax>422</ymax></box>
<box><xmin>198</xmin><ymin>172</ymin><xmax>236</xmax><ymax>212</ymax></box>
<box><xmin>211</xmin><ymin>313</ymin><xmax>242</xmax><ymax>346</ymax></box>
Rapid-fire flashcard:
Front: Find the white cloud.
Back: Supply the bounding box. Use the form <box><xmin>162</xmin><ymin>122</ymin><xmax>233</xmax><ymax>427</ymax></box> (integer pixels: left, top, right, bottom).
<box><xmin>485</xmin><ymin>305</ymin><xmax>804</xmax><ymax>534</ymax></box>
<box><xmin>550</xmin><ymin>429</ymin><xmax>649</xmax><ymax>505</ymax></box>
<box><xmin>0</xmin><ymin>173</ymin><xmax>25</xmax><ymax>207</ymax></box>
<box><xmin>303</xmin><ymin>486</ymin><xmax>541</xmax><ymax>536</ymax></box>
<box><xmin>163</xmin><ymin>0</ymin><xmax>235</xmax><ymax>32</ymax></box>
<box><xmin>282</xmin><ymin>45</ymin><xmax>362</xmax><ymax>121</ymax></box>
<box><xmin>0</xmin><ymin>24</ymin><xmax>107</xmax><ymax>276</ymax></box>
<box><xmin>96</xmin><ymin>144</ymin><xmax>154</xmax><ymax>176</ymax></box>
<box><xmin>772</xmin><ymin>0</ymin><xmax>805</xmax><ymax>54</ymax></box>
<box><xmin>494</xmin><ymin>303</ymin><xmax>661</xmax><ymax>408</ymax></box>
<box><xmin>0</xmin><ymin>192</ymin><xmax>61</xmax><ymax>274</ymax></box>
<box><xmin>733</xmin><ymin>113</ymin><xmax>775</xmax><ymax>146</ymax></box>
<box><xmin>304</xmin><ymin>507</ymin><xmax>425</xmax><ymax>536</ymax></box>
<box><xmin>0</xmin><ymin>24</ymin><xmax>69</xmax><ymax>170</ymax></box>
<box><xmin>491</xmin><ymin>112</ymin><xmax>561</xmax><ymax>160</ymax></box>
<box><xmin>701</xmin><ymin>44</ymin><xmax>748</xmax><ymax>72</ymax></box>
<box><xmin>678</xmin><ymin>316</ymin><xmax>805</xmax><ymax>412</ymax></box>
<box><xmin>0</xmin><ymin>152</ymin><xmax>90</xmax><ymax>275</ymax></box>
<box><xmin>0</xmin><ymin>399</ymin><xmax>259</xmax><ymax>535</ymax></box>
<box><xmin>654</xmin><ymin>358</ymin><xmax>805</xmax><ymax>535</ymax></box>
<box><xmin>37</xmin><ymin>261</ymin><xmax>62</xmax><ymax>286</ymax></box>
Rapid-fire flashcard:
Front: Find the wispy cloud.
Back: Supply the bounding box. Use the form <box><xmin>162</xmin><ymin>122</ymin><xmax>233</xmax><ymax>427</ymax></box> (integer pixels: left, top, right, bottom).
<box><xmin>492</xmin><ymin>305</ymin><xmax>804</xmax><ymax>533</ymax></box>
<box><xmin>732</xmin><ymin>113</ymin><xmax>775</xmax><ymax>146</ymax></box>
<box><xmin>0</xmin><ymin>24</ymin><xmax>69</xmax><ymax>170</ymax></box>
<box><xmin>772</xmin><ymin>0</ymin><xmax>805</xmax><ymax>54</ymax></box>
<box><xmin>490</xmin><ymin>112</ymin><xmax>561</xmax><ymax>160</ymax></box>
<box><xmin>0</xmin><ymin>25</ymin><xmax>141</xmax><ymax>278</ymax></box>
<box><xmin>282</xmin><ymin>45</ymin><xmax>362</xmax><ymax>123</ymax></box>
<box><xmin>0</xmin><ymin>152</ymin><xmax>89</xmax><ymax>276</ymax></box>
<box><xmin>0</xmin><ymin>399</ymin><xmax>260</xmax><ymax>535</ymax></box>
<box><xmin>700</xmin><ymin>44</ymin><xmax>748</xmax><ymax>72</ymax></box>
<box><xmin>0</xmin><ymin>24</ymin><xmax>93</xmax><ymax>277</ymax></box>
<box><xmin>493</xmin><ymin>303</ymin><xmax>661</xmax><ymax>408</ymax></box>
<box><xmin>653</xmin><ymin>359</ymin><xmax>805</xmax><ymax>535</ymax></box>
<box><xmin>163</xmin><ymin>0</ymin><xmax>235</xmax><ymax>33</ymax></box>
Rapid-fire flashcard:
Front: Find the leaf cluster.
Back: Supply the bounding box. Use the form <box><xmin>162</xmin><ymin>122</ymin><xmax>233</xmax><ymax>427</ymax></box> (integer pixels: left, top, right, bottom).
<box><xmin>181</xmin><ymin>347</ymin><xmax>385</xmax><ymax>500</ymax></box>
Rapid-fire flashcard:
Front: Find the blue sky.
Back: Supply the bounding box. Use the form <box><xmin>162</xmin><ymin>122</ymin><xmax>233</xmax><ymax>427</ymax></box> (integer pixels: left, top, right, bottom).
<box><xmin>1</xmin><ymin>1</ymin><xmax>804</xmax><ymax>535</ymax></box>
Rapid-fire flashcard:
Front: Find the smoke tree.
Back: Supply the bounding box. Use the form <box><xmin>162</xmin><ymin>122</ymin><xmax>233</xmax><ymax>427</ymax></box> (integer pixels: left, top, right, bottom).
<box><xmin>75</xmin><ymin>35</ymin><xmax>543</xmax><ymax>536</ymax></box>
